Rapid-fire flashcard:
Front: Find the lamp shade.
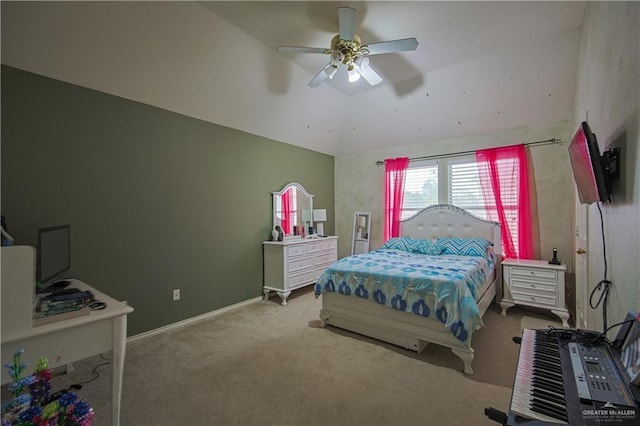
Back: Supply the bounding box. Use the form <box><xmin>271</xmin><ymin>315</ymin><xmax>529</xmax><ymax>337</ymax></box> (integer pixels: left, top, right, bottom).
<box><xmin>356</xmin><ymin>216</ymin><xmax>366</xmax><ymax>227</ymax></box>
<box><xmin>313</xmin><ymin>209</ymin><xmax>327</xmax><ymax>222</ymax></box>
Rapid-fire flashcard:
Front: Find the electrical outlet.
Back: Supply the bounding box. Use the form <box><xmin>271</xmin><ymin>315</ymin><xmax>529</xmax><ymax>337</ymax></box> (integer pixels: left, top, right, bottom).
<box><xmin>172</xmin><ymin>289</ymin><xmax>180</xmax><ymax>301</ymax></box>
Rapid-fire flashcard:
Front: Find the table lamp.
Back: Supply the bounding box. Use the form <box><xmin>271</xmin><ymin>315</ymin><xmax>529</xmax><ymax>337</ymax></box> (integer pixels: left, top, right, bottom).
<box><xmin>313</xmin><ymin>209</ymin><xmax>327</xmax><ymax>236</ymax></box>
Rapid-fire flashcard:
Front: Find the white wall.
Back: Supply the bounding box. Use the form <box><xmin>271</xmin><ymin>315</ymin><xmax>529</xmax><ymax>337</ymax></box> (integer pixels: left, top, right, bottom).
<box><xmin>573</xmin><ymin>2</ymin><xmax>640</xmax><ymax>331</ymax></box>
<box><xmin>333</xmin><ymin>120</ymin><xmax>575</xmax><ymax>272</ymax></box>
<box><xmin>0</xmin><ymin>1</ymin><xmax>347</xmax><ymax>155</ymax></box>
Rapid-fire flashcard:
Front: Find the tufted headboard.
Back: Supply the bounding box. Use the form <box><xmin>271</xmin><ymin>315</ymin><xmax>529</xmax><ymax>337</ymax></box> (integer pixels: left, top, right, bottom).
<box><xmin>400</xmin><ymin>204</ymin><xmax>502</xmax><ymax>257</ymax></box>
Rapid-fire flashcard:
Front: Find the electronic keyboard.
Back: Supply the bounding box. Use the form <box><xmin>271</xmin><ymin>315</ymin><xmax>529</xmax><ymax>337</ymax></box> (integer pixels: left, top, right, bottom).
<box><xmin>487</xmin><ymin>328</ymin><xmax>640</xmax><ymax>425</ymax></box>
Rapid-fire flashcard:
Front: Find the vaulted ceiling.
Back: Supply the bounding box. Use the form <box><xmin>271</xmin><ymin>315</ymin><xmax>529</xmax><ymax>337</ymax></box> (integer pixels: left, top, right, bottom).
<box><xmin>1</xmin><ymin>1</ymin><xmax>586</xmax><ymax>155</ymax></box>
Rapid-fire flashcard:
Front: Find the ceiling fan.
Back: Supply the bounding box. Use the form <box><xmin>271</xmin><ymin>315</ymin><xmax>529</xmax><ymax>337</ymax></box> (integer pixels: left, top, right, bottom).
<box><xmin>277</xmin><ymin>7</ymin><xmax>418</xmax><ymax>87</ymax></box>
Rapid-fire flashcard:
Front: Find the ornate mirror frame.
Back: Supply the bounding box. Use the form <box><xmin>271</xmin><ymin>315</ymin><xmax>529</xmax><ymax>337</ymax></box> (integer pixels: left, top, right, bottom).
<box><xmin>272</xmin><ymin>182</ymin><xmax>314</xmax><ymax>239</ymax></box>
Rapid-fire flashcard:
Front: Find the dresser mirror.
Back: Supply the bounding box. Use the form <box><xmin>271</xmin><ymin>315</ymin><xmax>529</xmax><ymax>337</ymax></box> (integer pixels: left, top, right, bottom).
<box><xmin>272</xmin><ymin>182</ymin><xmax>314</xmax><ymax>238</ymax></box>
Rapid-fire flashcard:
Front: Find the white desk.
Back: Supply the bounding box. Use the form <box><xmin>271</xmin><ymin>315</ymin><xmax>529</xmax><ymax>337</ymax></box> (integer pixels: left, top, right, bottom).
<box><xmin>1</xmin><ymin>247</ymin><xmax>133</xmax><ymax>426</ymax></box>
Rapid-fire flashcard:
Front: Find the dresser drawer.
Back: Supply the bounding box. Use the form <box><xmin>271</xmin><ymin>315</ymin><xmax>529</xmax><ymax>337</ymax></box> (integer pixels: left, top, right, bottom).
<box><xmin>306</xmin><ymin>239</ymin><xmax>337</xmax><ymax>254</ymax></box>
<box><xmin>511</xmin><ymin>291</ymin><xmax>557</xmax><ymax>307</ymax></box>
<box><xmin>287</xmin><ymin>244</ymin><xmax>306</xmax><ymax>258</ymax></box>
<box><xmin>510</xmin><ymin>266</ymin><xmax>557</xmax><ymax>281</ymax></box>
<box><xmin>287</xmin><ymin>257</ymin><xmax>313</xmax><ymax>274</ymax></box>
<box><xmin>288</xmin><ymin>270</ymin><xmax>316</xmax><ymax>288</ymax></box>
<box><xmin>316</xmin><ymin>252</ymin><xmax>337</xmax><ymax>265</ymax></box>
<box><xmin>511</xmin><ymin>278</ymin><xmax>557</xmax><ymax>294</ymax></box>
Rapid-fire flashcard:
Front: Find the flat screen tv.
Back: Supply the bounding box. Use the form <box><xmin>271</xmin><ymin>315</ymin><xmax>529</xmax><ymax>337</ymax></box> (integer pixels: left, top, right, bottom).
<box><xmin>568</xmin><ymin>121</ymin><xmax>611</xmax><ymax>204</ymax></box>
<box><xmin>36</xmin><ymin>224</ymin><xmax>70</xmax><ymax>292</ymax></box>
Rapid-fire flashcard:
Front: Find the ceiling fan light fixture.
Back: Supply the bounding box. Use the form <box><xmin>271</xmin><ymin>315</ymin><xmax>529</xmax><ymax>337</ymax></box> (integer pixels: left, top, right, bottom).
<box><xmin>347</xmin><ymin>67</ymin><xmax>361</xmax><ymax>83</ymax></box>
<box><xmin>330</xmin><ymin>51</ymin><xmax>344</xmax><ymax>66</ymax></box>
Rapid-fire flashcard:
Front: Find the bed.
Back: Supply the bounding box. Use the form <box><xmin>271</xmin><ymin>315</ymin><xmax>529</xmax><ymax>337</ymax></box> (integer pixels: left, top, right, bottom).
<box><xmin>315</xmin><ymin>204</ymin><xmax>502</xmax><ymax>374</ymax></box>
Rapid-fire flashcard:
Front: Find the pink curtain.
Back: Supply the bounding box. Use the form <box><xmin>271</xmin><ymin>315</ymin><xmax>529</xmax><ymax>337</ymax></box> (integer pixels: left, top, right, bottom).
<box><xmin>476</xmin><ymin>144</ymin><xmax>534</xmax><ymax>259</ymax></box>
<box><xmin>384</xmin><ymin>157</ymin><xmax>410</xmax><ymax>241</ymax></box>
<box><xmin>281</xmin><ymin>189</ymin><xmax>292</xmax><ymax>235</ymax></box>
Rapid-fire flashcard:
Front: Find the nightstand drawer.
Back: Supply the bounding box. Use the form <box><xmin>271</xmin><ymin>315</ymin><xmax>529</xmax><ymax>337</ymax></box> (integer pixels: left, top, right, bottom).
<box><xmin>511</xmin><ymin>278</ymin><xmax>557</xmax><ymax>294</ymax></box>
<box><xmin>510</xmin><ymin>266</ymin><xmax>557</xmax><ymax>281</ymax></box>
<box><xmin>511</xmin><ymin>291</ymin><xmax>557</xmax><ymax>307</ymax></box>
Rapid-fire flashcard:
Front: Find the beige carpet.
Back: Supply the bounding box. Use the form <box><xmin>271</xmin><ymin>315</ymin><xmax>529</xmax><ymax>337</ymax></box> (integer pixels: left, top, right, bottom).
<box><xmin>19</xmin><ymin>288</ymin><xmax>562</xmax><ymax>425</ymax></box>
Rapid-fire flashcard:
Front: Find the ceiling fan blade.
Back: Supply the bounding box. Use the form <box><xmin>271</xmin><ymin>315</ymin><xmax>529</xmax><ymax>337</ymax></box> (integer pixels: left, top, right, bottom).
<box><xmin>338</xmin><ymin>7</ymin><xmax>356</xmax><ymax>41</ymax></box>
<box><xmin>308</xmin><ymin>63</ymin><xmax>332</xmax><ymax>87</ymax></box>
<box><xmin>354</xmin><ymin>57</ymin><xmax>382</xmax><ymax>86</ymax></box>
<box><xmin>365</xmin><ymin>38</ymin><xmax>419</xmax><ymax>55</ymax></box>
<box><xmin>277</xmin><ymin>46</ymin><xmax>329</xmax><ymax>55</ymax></box>
<box><xmin>356</xmin><ymin>64</ymin><xmax>383</xmax><ymax>86</ymax></box>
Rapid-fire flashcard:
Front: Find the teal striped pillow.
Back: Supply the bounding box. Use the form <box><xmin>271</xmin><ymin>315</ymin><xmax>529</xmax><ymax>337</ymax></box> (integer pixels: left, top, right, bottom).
<box><xmin>436</xmin><ymin>237</ymin><xmax>491</xmax><ymax>258</ymax></box>
<box><xmin>412</xmin><ymin>239</ymin><xmax>444</xmax><ymax>255</ymax></box>
<box><xmin>381</xmin><ymin>237</ymin><xmax>444</xmax><ymax>255</ymax></box>
<box><xmin>381</xmin><ymin>237</ymin><xmax>415</xmax><ymax>252</ymax></box>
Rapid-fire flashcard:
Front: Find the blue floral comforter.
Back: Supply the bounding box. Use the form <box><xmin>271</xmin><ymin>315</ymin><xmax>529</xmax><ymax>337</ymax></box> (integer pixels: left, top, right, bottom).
<box><xmin>314</xmin><ymin>249</ymin><xmax>493</xmax><ymax>346</ymax></box>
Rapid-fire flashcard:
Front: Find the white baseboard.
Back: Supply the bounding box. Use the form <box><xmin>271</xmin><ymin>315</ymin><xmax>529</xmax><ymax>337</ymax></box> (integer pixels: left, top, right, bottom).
<box><xmin>128</xmin><ymin>296</ymin><xmax>263</xmax><ymax>342</ymax></box>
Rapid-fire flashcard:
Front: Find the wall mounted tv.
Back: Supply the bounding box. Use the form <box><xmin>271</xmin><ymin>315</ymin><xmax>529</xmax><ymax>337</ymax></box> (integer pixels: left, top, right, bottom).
<box><xmin>568</xmin><ymin>121</ymin><xmax>620</xmax><ymax>204</ymax></box>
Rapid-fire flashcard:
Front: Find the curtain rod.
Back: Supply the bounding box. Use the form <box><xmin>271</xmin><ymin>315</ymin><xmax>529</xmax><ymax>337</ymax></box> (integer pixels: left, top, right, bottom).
<box><xmin>374</xmin><ymin>138</ymin><xmax>563</xmax><ymax>166</ymax></box>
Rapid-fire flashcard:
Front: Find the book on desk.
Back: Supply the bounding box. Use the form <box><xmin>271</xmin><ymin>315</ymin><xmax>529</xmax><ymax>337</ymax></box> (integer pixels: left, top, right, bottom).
<box><xmin>33</xmin><ymin>306</ymin><xmax>90</xmax><ymax>326</ymax></box>
<box><xmin>33</xmin><ymin>288</ymin><xmax>94</xmax><ymax>326</ymax></box>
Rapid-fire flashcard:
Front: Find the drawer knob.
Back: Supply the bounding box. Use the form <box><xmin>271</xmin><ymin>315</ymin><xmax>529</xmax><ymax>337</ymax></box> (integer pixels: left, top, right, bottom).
<box><xmin>531</xmin><ymin>297</ymin><xmax>535</xmax><ymax>301</ymax></box>
<box><xmin>531</xmin><ymin>284</ymin><xmax>536</xmax><ymax>289</ymax></box>
<box><xmin>530</xmin><ymin>271</ymin><xmax>535</xmax><ymax>275</ymax></box>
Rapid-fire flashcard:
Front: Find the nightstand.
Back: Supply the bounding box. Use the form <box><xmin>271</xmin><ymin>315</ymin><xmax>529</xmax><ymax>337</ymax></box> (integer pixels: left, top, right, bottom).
<box><xmin>500</xmin><ymin>258</ymin><xmax>569</xmax><ymax>327</ymax></box>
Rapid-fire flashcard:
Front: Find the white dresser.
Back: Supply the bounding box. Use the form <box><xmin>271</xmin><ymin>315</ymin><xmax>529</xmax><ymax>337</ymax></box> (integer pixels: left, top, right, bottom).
<box><xmin>500</xmin><ymin>258</ymin><xmax>569</xmax><ymax>327</ymax></box>
<box><xmin>263</xmin><ymin>236</ymin><xmax>338</xmax><ymax>305</ymax></box>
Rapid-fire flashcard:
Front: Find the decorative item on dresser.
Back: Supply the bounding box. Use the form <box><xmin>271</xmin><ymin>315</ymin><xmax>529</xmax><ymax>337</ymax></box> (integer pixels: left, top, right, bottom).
<box><xmin>263</xmin><ymin>237</ymin><xmax>338</xmax><ymax>305</ymax></box>
<box><xmin>500</xmin><ymin>258</ymin><xmax>570</xmax><ymax>327</ymax></box>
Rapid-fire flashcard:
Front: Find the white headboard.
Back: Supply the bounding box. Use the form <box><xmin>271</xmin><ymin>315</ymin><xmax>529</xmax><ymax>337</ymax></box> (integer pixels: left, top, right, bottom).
<box><xmin>401</xmin><ymin>204</ymin><xmax>502</xmax><ymax>256</ymax></box>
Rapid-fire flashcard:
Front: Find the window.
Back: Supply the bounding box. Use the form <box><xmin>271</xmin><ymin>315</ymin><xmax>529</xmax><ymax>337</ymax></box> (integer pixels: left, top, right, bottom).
<box><xmin>400</xmin><ymin>157</ymin><xmax>485</xmax><ymax>219</ymax></box>
<box><xmin>448</xmin><ymin>159</ymin><xmax>486</xmax><ymax>219</ymax></box>
<box><xmin>392</xmin><ymin>145</ymin><xmax>532</xmax><ymax>258</ymax></box>
<box><xmin>400</xmin><ymin>155</ymin><xmax>521</xmax><ymax>253</ymax></box>
<box><xmin>401</xmin><ymin>162</ymin><xmax>438</xmax><ymax>220</ymax></box>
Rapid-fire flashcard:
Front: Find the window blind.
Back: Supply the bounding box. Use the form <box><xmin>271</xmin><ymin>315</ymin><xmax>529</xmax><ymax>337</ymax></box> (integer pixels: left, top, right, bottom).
<box><xmin>401</xmin><ymin>163</ymin><xmax>438</xmax><ymax>220</ymax></box>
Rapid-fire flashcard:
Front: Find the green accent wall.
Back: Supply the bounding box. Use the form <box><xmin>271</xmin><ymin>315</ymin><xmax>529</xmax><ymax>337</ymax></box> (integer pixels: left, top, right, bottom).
<box><xmin>1</xmin><ymin>65</ymin><xmax>335</xmax><ymax>335</ymax></box>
